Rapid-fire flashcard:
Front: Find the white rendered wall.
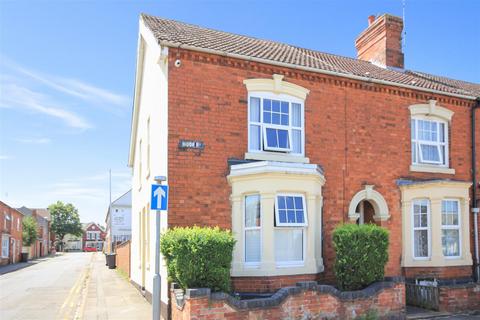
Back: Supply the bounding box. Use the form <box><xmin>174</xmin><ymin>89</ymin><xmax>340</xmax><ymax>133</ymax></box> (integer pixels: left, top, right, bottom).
<box><xmin>130</xmin><ymin>16</ymin><xmax>169</xmax><ymax>314</ymax></box>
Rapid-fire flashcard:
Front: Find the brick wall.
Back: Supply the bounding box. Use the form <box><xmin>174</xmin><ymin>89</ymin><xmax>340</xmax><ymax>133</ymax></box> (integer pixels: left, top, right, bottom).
<box><xmin>116</xmin><ymin>240</ymin><xmax>131</xmax><ymax>278</ymax></box>
<box><xmin>171</xmin><ymin>280</ymin><xmax>405</xmax><ymax>320</ymax></box>
<box><xmin>166</xmin><ymin>48</ymin><xmax>477</xmax><ymax>284</ymax></box>
<box><xmin>439</xmin><ymin>283</ymin><xmax>480</xmax><ymax>313</ymax></box>
<box><xmin>0</xmin><ymin>201</ymin><xmax>23</xmax><ymax>264</ymax></box>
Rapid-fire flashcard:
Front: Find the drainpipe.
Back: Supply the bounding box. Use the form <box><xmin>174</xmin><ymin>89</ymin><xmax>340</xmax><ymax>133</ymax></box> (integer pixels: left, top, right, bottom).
<box><xmin>472</xmin><ymin>98</ymin><xmax>480</xmax><ymax>283</ymax></box>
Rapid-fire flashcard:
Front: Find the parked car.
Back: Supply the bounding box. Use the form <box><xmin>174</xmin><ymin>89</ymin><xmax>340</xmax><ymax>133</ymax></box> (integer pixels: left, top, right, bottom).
<box><xmin>84</xmin><ymin>247</ymin><xmax>97</xmax><ymax>252</ymax></box>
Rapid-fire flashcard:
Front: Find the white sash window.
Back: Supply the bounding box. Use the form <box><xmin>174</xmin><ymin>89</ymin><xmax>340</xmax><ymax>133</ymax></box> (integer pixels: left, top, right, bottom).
<box><xmin>248</xmin><ymin>93</ymin><xmax>304</xmax><ymax>155</ymax></box>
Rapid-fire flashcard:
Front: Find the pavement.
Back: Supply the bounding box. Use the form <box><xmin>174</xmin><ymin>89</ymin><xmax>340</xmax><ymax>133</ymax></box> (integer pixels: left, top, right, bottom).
<box><xmin>406</xmin><ymin>306</ymin><xmax>480</xmax><ymax>319</ymax></box>
<box><xmin>0</xmin><ymin>252</ymin><xmax>151</xmax><ymax>319</ymax></box>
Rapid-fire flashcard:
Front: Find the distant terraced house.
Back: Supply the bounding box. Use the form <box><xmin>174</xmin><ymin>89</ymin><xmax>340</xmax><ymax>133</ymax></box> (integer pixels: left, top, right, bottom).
<box><xmin>127</xmin><ymin>12</ymin><xmax>480</xmax><ymax>317</ymax></box>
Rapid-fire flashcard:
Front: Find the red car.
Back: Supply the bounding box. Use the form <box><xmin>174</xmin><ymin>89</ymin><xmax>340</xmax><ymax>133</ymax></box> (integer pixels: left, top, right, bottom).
<box><xmin>84</xmin><ymin>247</ymin><xmax>97</xmax><ymax>252</ymax></box>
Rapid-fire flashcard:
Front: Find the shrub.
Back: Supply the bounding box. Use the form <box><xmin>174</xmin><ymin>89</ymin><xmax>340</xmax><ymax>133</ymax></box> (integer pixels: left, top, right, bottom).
<box><xmin>160</xmin><ymin>226</ymin><xmax>236</xmax><ymax>292</ymax></box>
<box><xmin>333</xmin><ymin>223</ymin><xmax>389</xmax><ymax>291</ymax></box>
<box><xmin>22</xmin><ymin>216</ymin><xmax>38</xmax><ymax>247</ymax></box>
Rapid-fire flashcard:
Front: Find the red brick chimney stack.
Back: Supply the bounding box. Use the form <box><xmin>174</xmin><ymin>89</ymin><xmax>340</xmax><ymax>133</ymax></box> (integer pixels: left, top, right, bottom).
<box><xmin>355</xmin><ymin>14</ymin><xmax>404</xmax><ymax>69</ymax></box>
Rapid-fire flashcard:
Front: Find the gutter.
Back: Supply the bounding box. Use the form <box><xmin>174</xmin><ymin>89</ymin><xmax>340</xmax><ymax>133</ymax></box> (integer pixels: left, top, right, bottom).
<box><xmin>158</xmin><ymin>40</ymin><xmax>477</xmax><ymax>101</ymax></box>
<box><xmin>472</xmin><ymin>98</ymin><xmax>480</xmax><ymax>282</ymax></box>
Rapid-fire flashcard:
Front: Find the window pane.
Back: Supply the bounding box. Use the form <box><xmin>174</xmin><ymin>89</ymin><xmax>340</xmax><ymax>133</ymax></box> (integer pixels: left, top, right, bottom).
<box><xmin>278</xmin><ymin>196</ymin><xmax>286</xmax><ymax>209</ymax></box>
<box><xmin>442</xmin><ymin>200</ymin><xmax>459</xmax><ymax>226</ymax></box>
<box><xmin>263</xmin><ymin>111</ymin><xmax>271</xmax><ymax>124</ymax></box>
<box><xmin>420</xmin><ymin>144</ymin><xmax>440</xmax><ymax>162</ymax></box>
<box><xmin>440</xmin><ymin>123</ymin><xmax>445</xmax><ymax>142</ymax></box>
<box><xmin>278</xmin><ymin>209</ymin><xmax>287</xmax><ymax>223</ymax></box>
<box><xmin>292</xmin><ymin>129</ymin><xmax>301</xmax><ymax>154</ymax></box>
<box><xmin>294</xmin><ymin>197</ymin><xmax>303</xmax><ymax>209</ymax></box>
<box><xmin>245</xmin><ymin>195</ymin><xmax>260</xmax><ymax>228</ymax></box>
<box><xmin>265</xmin><ymin>128</ymin><xmax>278</xmax><ymax>148</ymax></box>
<box><xmin>245</xmin><ymin>229</ymin><xmax>261</xmax><ymax>263</ymax></box>
<box><xmin>275</xmin><ymin>229</ymin><xmax>303</xmax><ymax>262</ymax></box>
<box><xmin>281</xmin><ymin>114</ymin><xmax>289</xmax><ymax>126</ymax></box>
<box><xmin>272</xmin><ymin>113</ymin><xmax>280</xmax><ymax>124</ymax></box>
<box><xmin>442</xmin><ymin>229</ymin><xmax>459</xmax><ymax>256</ymax></box>
<box><xmin>414</xmin><ymin>230</ymin><xmax>429</xmax><ymax>257</ymax></box>
<box><xmin>412</xmin><ymin>142</ymin><xmax>417</xmax><ymax>163</ymax></box>
<box><xmin>286</xmin><ymin>196</ymin><xmax>294</xmax><ymax>209</ymax></box>
<box><xmin>272</xmin><ymin>100</ymin><xmax>280</xmax><ymax>112</ymax></box>
<box><xmin>281</xmin><ymin>101</ymin><xmax>289</xmax><ymax>114</ymax></box>
<box><xmin>277</xmin><ymin>129</ymin><xmax>289</xmax><ymax>148</ymax></box>
<box><xmin>250</xmin><ymin>97</ymin><xmax>260</xmax><ymax>122</ymax></box>
<box><xmin>296</xmin><ymin>210</ymin><xmax>304</xmax><ymax>223</ymax></box>
<box><xmin>411</xmin><ymin>119</ymin><xmax>416</xmax><ymax>139</ymax></box>
<box><xmin>263</xmin><ymin>99</ymin><xmax>271</xmax><ymax>111</ymax></box>
<box><xmin>249</xmin><ymin>125</ymin><xmax>261</xmax><ymax>150</ymax></box>
<box><xmin>287</xmin><ymin>210</ymin><xmax>295</xmax><ymax>223</ymax></box>
<box><xmin>292</xmin><ymin>103</ymin><xmax>301</xmax><ymax>127</ymax></box>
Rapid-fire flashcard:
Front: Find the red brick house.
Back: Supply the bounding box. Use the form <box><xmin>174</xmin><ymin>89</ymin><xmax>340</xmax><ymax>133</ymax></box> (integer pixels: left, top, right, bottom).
<box><xmin>1</xmin><ymin>201</ymin><xmax>24</xmax><ymax>265</ymax></box>
<box><xmin>17</xmin><ymin>207</ymin><xmax>50</xmax><ymax>258</ymax></box>
<box><xmin>82</xmin><ymin>222</ymin><xmax>105</xmax><ymax>251</ymax></box>
<box><xmin>128</xmin><ymin>13</ymin><xmax>479</xmax><ymax>314</ymax></box>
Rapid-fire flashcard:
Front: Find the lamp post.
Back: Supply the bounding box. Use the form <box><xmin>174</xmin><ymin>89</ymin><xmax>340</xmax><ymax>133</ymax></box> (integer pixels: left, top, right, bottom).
<box><xmin>153</xmin><ymin>175</ymin><xmax>166</xmax><ymax>320</ymax></box>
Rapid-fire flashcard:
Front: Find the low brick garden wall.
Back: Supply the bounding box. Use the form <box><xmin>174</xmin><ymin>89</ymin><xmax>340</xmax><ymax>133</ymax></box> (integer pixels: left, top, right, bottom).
<box><xmin>170</xmin><ymin>278</ymin><xmax>406</xmax><ymax>320</ymax></box>
<box><xmin>438</xmin><ymin>282</ymin><xmax>480</xmax><ymax>313</ymax></box>
<box><xmin>115</xmin><ymin>240</ymin><xmax>131</xmax><ymax>278</ymax></box>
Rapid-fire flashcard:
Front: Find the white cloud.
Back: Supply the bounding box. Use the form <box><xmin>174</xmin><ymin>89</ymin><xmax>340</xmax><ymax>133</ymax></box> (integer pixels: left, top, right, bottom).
<box><xmin>0</xmin><ymin>155</ymin><xmax>13</xmax><ymax>160</ymax></box>
<box><xmin>1</xmin><ymin>83</ymin><xmax>92</xmax><ymax>129</ymax></box>
<box><xmin>7</xmin><ymin>61</ymin><xmax>130</xmax><ymax>109</ymax></box>
<box><xmin>16</xmin><ymin>137</ymin><xmax>51</xmax><ymax>144</ymax></box>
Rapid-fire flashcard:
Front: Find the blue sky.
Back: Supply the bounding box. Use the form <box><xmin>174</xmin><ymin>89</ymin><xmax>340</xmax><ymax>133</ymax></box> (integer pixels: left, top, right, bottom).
<box><xmin>0</xmin><ymin>0</ymin><xmax>478</xmax><ymax>225</ymax></box>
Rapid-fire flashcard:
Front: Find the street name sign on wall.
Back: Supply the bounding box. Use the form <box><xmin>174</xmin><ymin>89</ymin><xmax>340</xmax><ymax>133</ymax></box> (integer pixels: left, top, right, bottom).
<box><xmin>151</xmin><ymin>185</ymin><xmax>169</xmax><ymax>211</ymax></box>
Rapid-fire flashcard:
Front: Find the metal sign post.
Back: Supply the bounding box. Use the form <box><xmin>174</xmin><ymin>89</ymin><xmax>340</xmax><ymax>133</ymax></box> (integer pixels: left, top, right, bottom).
<box><xmin>151</xmin><ymin>177</ymin><xmax>168</xmax><ymax>320</ymax></box>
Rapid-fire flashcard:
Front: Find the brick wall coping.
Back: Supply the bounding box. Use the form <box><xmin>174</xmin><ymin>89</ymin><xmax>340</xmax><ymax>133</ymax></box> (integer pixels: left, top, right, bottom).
<box><xmin>116</xmin><ymin>240</ymin><xmax>131</xmax><ymax>249</ymax></box>
<box><xmin>172</xmin><ymin>277</ymin><xmax>405</xmax><ymax>311</ymax></box>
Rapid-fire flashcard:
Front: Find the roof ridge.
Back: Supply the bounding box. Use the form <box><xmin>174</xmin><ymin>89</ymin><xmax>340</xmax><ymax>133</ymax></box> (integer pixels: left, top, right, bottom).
<box><xmin>141</xmin><ymin>13</ymin><xmax>478</xmax><ymax>100</ymax></box>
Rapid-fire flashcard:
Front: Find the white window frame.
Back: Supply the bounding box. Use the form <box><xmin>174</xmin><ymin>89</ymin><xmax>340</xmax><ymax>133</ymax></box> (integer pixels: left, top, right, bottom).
<box><xmin>274</xmin><ymin>229</ymin><xmax>306</xmax><ymax>268</ymax></box>
<box><xmin>441</xmin><ymin>199</ymin><xmax>461</xmax><ymax>259</ymax></box>
<box><xmin>1</xmin><ymin>235</ymin><xmax>9</xmax><ymax>258</ymax></box>
<box><xmin>275</xmin><ymin>194</ymin><xmax>308</xmax><ymax>227</ymax></box>
<box><xmin>262</xmin><ymin>125</ymin><xmax>292</xmax><ymax>152</ymax></box>
<box><xmin>248</xmin><ymin>92</ymin><xmax>305</xmax><ymax>156</ymax></box>
<box><xmin>411</xmin><ymin>199</ymin><xmax>431</xmax><ymax>260</ymax></box>
<box><xmin>243</xmin><ymin>194</ymin><xmax>262</xmax><ymax>267</ymax></box>
<box><xmin>411</xmin><ymin>117</ymin><xmax>449</xmax><ymax>167</ymax></box>
<box><xmin>274</xmin><ymin>193</ymin><xmax>307</xmax><ymax>267</ymax></box>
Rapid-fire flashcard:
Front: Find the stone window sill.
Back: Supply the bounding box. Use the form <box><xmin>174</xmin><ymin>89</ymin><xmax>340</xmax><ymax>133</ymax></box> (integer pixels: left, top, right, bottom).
<box><xmin>410</xmin><ymin>164</ymin><xmax>455</xmax><ymax>175</ymax></box>
<box><xmin>245</xmin><ymin>152</ymin><xmax>309</xmax><ymax>164</ymax></box>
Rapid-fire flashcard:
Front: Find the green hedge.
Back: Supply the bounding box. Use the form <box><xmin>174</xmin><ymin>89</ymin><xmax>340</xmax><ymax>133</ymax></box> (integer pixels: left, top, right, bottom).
<box><xmin>333</xmin><ymin>223</ymin><xmax>389</xmax><ymax>291</ymax></box>
<box><xmin>160</xmin><ymin>226</ymin><xmax>236</xmax><ymax>292</ymax></box>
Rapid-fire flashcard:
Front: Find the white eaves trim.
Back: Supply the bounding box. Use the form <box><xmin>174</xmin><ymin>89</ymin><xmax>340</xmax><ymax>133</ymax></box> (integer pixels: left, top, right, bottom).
<box><xmin>156</xmin><ymin>40</ymin><xmax>477</xmax><ymax>101</ymax></box>
<box><xmin>128</xmin><ymin>17</ymin><xmax>168</xmax><ymax>167</ymax></box>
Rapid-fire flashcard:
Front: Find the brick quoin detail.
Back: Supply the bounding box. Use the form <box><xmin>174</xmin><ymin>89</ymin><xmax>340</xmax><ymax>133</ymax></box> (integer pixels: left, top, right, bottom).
<box><xmin>166</xmin><ymin>47</ymin><xmax>479</xmax><ymax>286</ymax></box>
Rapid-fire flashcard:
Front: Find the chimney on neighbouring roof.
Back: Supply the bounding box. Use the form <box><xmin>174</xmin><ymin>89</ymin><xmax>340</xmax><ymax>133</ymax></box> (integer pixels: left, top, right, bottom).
<box><xmin>355</xmin><ymin>14</ymin><xmax>404</xmax><ymax>69</ymax></box>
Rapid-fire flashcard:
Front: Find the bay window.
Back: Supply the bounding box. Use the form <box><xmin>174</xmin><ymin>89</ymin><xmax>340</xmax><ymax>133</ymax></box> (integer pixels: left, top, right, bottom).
<box><xmin>400</xmin><ymin>180</ymin><xmax>472</xmax><ymax>268</ymax></box>
<box><xmin>441</xmin><ymin>199</ymin><xmax>460</xmax><ymax>257</ymax></box>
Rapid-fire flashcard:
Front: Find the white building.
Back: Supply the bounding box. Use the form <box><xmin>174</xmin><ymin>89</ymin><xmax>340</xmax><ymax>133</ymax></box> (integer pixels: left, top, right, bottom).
<box><xmin>63</xmin><ymin>233</ymin><xmax>82</xmax><ymax>252</ymax></box>
<box><xmin>105</xmin><ymin>190</ymin><xmax>132</xmax><ymax>252</ymax></box>
<box><xmin>128</xmin><ymin>15</ymin><xmax>169</xmax><ymax>317</ymax></box>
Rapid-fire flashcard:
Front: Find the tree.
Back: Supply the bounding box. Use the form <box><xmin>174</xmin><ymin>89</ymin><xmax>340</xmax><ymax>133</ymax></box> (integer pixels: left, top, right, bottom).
<box><xmin>22</xmin><ymin>216</ymin><xmax>38</xmax><ymax>247</ymax></box>
<box><xmin>49</xmin><ymin>201</ymin><xmax>83</xmax><ymax>251</ymax></box>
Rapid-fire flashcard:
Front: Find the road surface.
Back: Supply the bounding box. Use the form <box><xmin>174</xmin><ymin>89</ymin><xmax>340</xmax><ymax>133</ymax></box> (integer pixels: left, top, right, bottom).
<box><xmin>0</xmin><ymin>252</ymin><xmax>150</xmax><ymax>320</ymax></box>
